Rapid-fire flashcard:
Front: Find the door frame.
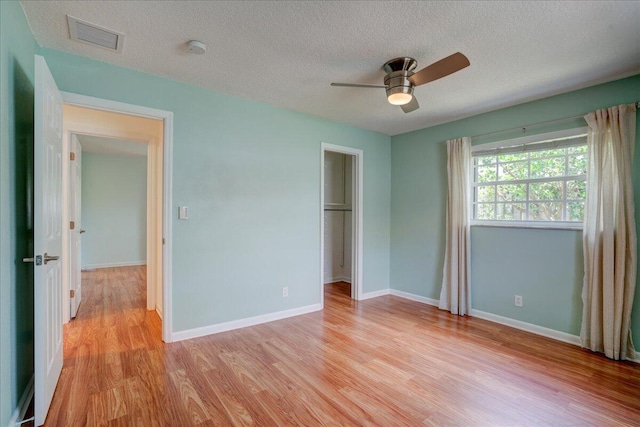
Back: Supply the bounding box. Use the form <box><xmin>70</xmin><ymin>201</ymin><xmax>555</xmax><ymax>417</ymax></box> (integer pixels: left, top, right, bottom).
<box><xmin>320</xmin><ymin>143</ymin><xmax>363</xmax><ymax>306</ymax></box>
<box><xmin>60</xmin><ymin>92</ymin><xmax>174</xmax><ymax>343</ymax></box>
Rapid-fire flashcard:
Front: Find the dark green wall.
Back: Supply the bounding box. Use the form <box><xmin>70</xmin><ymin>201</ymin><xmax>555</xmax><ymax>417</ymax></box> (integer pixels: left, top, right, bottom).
<box><xmin>0</xmin><ymin>1</ymin><xmax>36</xmax><ymax>424</ymax></box>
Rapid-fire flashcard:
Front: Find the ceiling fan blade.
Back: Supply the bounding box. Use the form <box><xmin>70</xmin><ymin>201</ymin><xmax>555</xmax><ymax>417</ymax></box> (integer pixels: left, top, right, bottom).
<box><xmin>409</xmin><ymin>52</ymin><xmax>470</xmax><ymax>87</ymax></box>
<box><xmin>401</xmin><ymin>96</ymin><xmax>419</xmax><ymax>113</ymax></box>
<box><xmin>331</xmin><ymin>82</ymin><xmax>386</xmax><ymax>89</ymax></box>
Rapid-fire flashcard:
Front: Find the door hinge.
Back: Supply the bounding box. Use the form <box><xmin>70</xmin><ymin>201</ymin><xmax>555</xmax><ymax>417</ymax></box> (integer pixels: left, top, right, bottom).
<box><xmin>70</xmin><ymin>152</ymin><xmax>76</xmax><ymax>161</ymax></box>
<box><xmin>162</xmin><ymin>238</ymin><xmax>166</xmax><ymax>245</ymax></box>
<box><xmin>70</xmin><ymin>289</ymin><xmax>75</xmax><ymax>298</ymax></box>
<box><xmin>70</xmin><ymin>221</ymin><xmax>75</xmax><ymax>230</ymax></box>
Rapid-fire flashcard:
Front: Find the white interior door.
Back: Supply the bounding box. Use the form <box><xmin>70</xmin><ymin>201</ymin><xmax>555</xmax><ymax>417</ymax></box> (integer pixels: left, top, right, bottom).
<box><xmin>34</xmin><ymin>55</ymin><xmax>64</xmax><ymax>426</ymax></box>
<box><xmin>70</xmin><ymin>135</ymin><xmax>82</xmax><ymax>317</ymax></box>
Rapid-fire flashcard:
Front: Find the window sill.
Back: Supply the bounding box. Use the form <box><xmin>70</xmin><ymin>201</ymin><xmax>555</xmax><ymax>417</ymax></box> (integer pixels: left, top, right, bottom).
<box><xmin>471</xmin><ymin>220</ymin><xmax>583</xmax><ymax>231</ymax></box>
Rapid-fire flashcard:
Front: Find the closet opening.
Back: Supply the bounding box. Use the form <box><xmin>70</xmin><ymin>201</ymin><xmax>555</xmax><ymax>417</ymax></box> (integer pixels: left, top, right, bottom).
<box><xmin>320</xmin><ymin>143</ymin><xmax>363</xmax><ymax>306</ymax></box>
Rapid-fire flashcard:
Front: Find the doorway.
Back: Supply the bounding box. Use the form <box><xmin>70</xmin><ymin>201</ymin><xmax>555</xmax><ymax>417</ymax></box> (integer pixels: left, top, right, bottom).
<box><xmin>320</xmin><ymin>143</ymin><xmax>363</xmax><ymax>307</ymax></box>
<box><xmin>60</xmin><ymin>94</ymin><xmax>173</xmax><ymax>343</ymax></box>
<box><xmin>69</xmin><ymin>133</ymin><xmax>149</xmax><ymax>317</ymax></box>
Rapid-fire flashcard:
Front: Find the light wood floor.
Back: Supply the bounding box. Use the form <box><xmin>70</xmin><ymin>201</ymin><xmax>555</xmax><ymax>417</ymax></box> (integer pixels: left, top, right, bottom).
<box><xmin>45</xmin><ymin>267</ymin><xmax>640</xmax><ymax>426</ymax></box>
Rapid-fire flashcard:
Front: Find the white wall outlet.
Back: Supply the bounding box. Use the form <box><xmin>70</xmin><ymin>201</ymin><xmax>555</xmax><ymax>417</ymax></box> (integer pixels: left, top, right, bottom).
<box><xmin>282</xmin><ymin>287</ymin><xmax>288</xmax><ymax>298</ymax></box>
<box><xmin>515</xmin><ymin>295</ymin><xmax>523</xmax><ymax>307</ymax></box>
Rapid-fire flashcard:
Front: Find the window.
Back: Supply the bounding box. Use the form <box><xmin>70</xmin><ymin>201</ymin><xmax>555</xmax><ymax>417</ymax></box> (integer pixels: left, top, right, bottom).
<box><xmin>472</xmin><ymin>128</ymin><xmax>587</xmax><ymax>227</ymax></box>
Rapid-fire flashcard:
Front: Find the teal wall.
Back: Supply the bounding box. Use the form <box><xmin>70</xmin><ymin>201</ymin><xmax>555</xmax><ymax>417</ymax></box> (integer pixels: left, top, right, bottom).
<box><xmin>38</xmin><ymin>48</ymin><xmax>391</xmax><ymax>332</ymax></box>
<box><xmin>391</xmin><ymin>75</ymin><xmax>640</xmax><ymax>345</ymax></box>
<box><xmin>0</xmin><ymin>1</ymin><xmax>36</xmax><ymax>424</ymax></box>
<box><xmin>81</xmin><ymin>152</ymin><xmax>147</xmax><ymax>269</ymax></box>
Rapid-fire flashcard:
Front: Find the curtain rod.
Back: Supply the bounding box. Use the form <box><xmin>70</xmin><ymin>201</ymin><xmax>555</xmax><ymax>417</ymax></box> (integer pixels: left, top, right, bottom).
<box><xmin>470</xmin><ymin>101</ymin><xmax>640</xmax><ymax>140</ymax></box>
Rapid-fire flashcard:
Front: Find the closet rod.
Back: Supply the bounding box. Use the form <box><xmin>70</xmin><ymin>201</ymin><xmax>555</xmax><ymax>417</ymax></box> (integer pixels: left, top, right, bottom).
<box><xmin>470</xmin><ymin>101</ymin><xmax>640</xmax><ymax>140</ymax></box>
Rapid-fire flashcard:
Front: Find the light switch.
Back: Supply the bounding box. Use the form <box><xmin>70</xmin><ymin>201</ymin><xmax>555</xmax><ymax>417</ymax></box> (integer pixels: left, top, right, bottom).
<box><xmin>178</xmin><ymin>206</ymin><xmax>189</xmax><ymax>220</ymax></box>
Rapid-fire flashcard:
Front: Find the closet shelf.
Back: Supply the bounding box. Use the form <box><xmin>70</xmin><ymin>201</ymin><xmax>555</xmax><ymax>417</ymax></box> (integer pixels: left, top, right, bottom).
<box><xmin>324</xmin><ymin>203</ymin><xmax>352</xmax><ymax>212</ymax></box>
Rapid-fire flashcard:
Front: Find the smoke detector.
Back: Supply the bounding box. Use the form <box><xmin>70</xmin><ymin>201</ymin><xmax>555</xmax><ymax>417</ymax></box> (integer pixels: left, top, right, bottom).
<box><xmin>67</xmin><ymin>16</ymin><xmax>124</xmax><ymax>53</ymax></box>
<box><xmin>187</xmin><ymin>40</ymin><xmax>206</xmax><ymax>55</ymax></box>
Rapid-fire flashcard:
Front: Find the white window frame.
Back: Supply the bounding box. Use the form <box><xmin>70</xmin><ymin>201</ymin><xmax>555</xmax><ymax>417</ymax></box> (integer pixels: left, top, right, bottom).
<box><xmin>471</xmin><ymin>127</ymin><xmax>588</xmax><ymax>230</ymax></box>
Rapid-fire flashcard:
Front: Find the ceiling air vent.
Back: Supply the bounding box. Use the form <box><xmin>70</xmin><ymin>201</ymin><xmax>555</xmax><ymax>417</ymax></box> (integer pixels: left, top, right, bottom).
<box><xmin>67</xmin><ymin>16</ymin><xmax>124</xmax><ymax>53</ymax></box>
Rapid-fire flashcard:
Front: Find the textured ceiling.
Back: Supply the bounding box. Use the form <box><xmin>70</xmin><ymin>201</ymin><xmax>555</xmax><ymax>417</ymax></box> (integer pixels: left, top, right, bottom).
<box><xmin>76</xmin><ymin>135</ymin><xmax>147</xmax><ymax>157</ymax></box>
<box><xmin>21</xmin><ymin>1</ymin><xmax>640</xmax><ymax>136</ymax></box>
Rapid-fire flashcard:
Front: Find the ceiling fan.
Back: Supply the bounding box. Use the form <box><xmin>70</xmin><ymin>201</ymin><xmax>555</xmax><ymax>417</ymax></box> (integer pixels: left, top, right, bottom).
<box><xmin>331</xmin><ymin>52</ymin><xmax>470</xmax><ymax>113</ymax></box>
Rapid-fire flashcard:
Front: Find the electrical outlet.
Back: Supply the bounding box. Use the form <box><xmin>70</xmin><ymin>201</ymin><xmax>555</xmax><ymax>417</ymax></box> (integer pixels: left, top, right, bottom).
<box><xmin>515</xmin><ymin>295</ymin><xmax>523</xmax><ymax>307</ymax></box>
<box><xmin>282</xmin><ymin>287</ymin><xmax>288</xmax><ymax>298</ymax></box>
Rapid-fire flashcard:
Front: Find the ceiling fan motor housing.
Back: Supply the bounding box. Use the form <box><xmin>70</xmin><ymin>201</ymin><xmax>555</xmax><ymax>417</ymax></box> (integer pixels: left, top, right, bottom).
<box><xmin>383</xmin><ymin>57</ymin><xmax>417</xmax><ymax>101</ymax></box>
<box><xmin>384</xmin><ymin>71</ymin><xmax>414</xmax><ymax>99</ymax></box>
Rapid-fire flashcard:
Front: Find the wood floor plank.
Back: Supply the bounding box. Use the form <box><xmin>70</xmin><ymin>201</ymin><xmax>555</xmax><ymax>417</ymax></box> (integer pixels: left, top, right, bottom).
<box><xmin>45</xmin><ymin>270</ymin><xmax>640</xmax><ymax>426</ymax></box>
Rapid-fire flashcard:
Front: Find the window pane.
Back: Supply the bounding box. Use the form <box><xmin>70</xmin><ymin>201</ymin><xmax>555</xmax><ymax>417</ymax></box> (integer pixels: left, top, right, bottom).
<box><xmin>496</xmin><ymin>203</ymin><xmax>526</xmax><ymax>220</ymax></box>
<box><xmin>497</xmin><ymin>161</ymin><xmax>528</xmax><ymax>181</ymax></box>
<box><xmin>471</xmin><ymin>134</ymin><xmax>586</xmax><ymax>224</ymax></box>
<box><xmin>529</xmin><ymin>202</ymin><xmax>563</xmax><ymax>221</ymax></box>
<box><xmin>530</xmin><ymin>181</ymin><xmax>563</xmax><ymax>201</ymax></box>
<box><xmin>477</xmin><ymin>165</ymin><xmax>497</xmax><ymax>183</ymax></box>
<box><xmin>530</xmin><ymin>148</ymin><xmax>566</xmax><ymax>158</ymax></box>
<box><xmin>476</xmin><ymin>156</ymin><xmax>496</xmax><ymax>166</ymax></box>
<box><xmin>567</xmin><ymin>180</ymin><xmax>586</xmax><ymax>200</ymax></box>
<box><xmin>476</xmin><ymin>185</ymin><xmax>495</xmax><ymax>203</ymax></box>
<box><xmin>568</xmin><ymin>145</ymin><xmax>587</xmax><ymax>155</ymax></box>
<box><xmin>567</xmin><ymin>201</ymin><xmax>584</xmax><ymax>221</ymax></box>
<box><xmin>530</xmin><ymin>157</ymin><xmax>565</xmax><ymax>178</ymax></box>
<box><xmin>568</xmin><ymin>154</ymin><xmax>587</xmax><ymax>175</ymax></box>
<box><xmin>476</xmin><ymin>203</ymin><xmax>495</xmax><ymax>220</ymax></box>
<box><xmin>496</xmin><ymin>184</ymin><xmax>526</xmax><ymax>201</ymax></box>
<box><xmin>497</xmin><ymin>153</ymin><xmax>528</xmax><ymax>162</ymax></box>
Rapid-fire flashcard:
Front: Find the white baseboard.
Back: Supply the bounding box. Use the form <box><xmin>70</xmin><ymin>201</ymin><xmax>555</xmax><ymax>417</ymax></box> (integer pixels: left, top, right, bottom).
<box><xmin>171</xmin><ymin>303</ymin><xmax>322</xmax><ymax>342</ymax></box>
<box><xmin>82</xmin><ymin>261</ymin><xmax>146</xmax><ymax>270</ymax></box>
<box><xmin>469</xmin><ymin>308</ymin><xmax>581</xmax><ymax>346</ymax></box>
<box><xmin>359</xmin><ymin>288</ymin><xmax>390</xmax><ymax>300</ymax></box>
<box><xmin>388</xmin><ymin>289</ymin><xmax>640</xmax><ymax>364</ymax></box>
<box><xmin>155</xmin><ymin>306</ymin><xmax>163</xmax><ymax>319</ymax></box>
<box><xmin>11</xmin><ymin>374</ymin><xmax>34</xmax><ymax>426</ymax></box>
<box><xmin>389</xmin><ymin>289</ymin><xmax>439</xmax><ymax>306</ymax></box>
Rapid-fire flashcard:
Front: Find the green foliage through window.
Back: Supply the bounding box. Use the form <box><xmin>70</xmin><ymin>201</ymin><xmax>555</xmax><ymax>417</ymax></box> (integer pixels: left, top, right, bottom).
<box><xmin>473</xmin><ymin>142</ymin><xmax>586</xmax><ymax>223</ymax></box>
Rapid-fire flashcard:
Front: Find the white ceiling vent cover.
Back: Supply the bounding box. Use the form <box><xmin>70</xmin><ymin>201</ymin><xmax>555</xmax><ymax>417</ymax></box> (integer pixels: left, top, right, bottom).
<box><xmin>67</xmin><ymin>16</ymin><xmax>124</xmax><ymax>53</ymax></box>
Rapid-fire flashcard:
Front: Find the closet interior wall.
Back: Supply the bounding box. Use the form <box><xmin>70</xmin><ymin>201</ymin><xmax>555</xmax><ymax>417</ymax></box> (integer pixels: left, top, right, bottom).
<box><xmin>323</xmin><ymin>151</ymin><xmax>353</xmax><ymax>284</ymax></box>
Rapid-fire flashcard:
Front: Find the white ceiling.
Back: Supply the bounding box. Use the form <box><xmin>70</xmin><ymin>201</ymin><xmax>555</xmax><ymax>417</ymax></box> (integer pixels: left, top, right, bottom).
<box><xmin>21</xmin><ymin>1</ymin><xmax>640</xmax><ymax>136</ymax></box>
<box><xmin>76</xmin><ymin>134</ymin><xmax>147</xmax><ymax>157</ymax></box>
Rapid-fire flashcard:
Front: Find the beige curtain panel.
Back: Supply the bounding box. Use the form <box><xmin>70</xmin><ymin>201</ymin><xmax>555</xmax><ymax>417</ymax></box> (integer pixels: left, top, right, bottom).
<box><xmin>439</xmin><ymin>137</ymin><xmax>472</xmax><ymax>316</ymax></box>
<box><xmin>581</xmin><ymin>103</ymin><xmax>637</xmax><ymax>360</ymax></box>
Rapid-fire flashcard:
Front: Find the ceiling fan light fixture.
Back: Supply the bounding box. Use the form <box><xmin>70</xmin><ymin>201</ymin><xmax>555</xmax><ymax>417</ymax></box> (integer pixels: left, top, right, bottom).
<box><xmin>387</xmin><ymin>92</ymin><xmax>413</xmax><ymax>106</ymax></box>
<box><xmin>384</xmin><ymin>68</ymin><xmax>414</xmax><ymax>106</ymax></box>
<box><xmin>386</xmin><ymin>83</ymin><xmax>414</xmax><ymax>106</ymax></box>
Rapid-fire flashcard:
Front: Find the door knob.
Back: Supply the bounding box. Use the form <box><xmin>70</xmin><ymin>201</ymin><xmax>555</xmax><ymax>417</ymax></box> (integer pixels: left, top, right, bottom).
<box><xmin>80</xmin><ymin>229</ymin><xmax>86</xmax><ymax>234</ymax></box>
<box><xmin>44</xmin><ymin>253</ymin><xmax>59</xmax><ymax>265</ymax></box>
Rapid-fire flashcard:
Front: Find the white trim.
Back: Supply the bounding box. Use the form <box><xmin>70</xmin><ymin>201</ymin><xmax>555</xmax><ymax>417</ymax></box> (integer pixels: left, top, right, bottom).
<box><xmin>470</xmin><ymin>127</ymin><xmax>588</xmax><ymax>153</ymax></box>
<box><xmin>61</xmin><ymin>92</ymin><xmax>174</xmax><ymax>343</ymax></box>
<box><xmin>359</xmin><ymin>288</ymin><xmax>390</xmax><ymax>300</ymax></box>
<box><xmin>320</xmin><ymin>143</ymin><xmax>364</xmax><ymax>307</ymax></box>
<box><xmin>471</xmin><ymin>221</ymin><xmax>583</xmax><ymax>231</ymax></box>
<box><xmin>155</xmin><ymin>306</ymin><xmax>163</xmax><ymax>320</ymax></box>
<box><xmin>81</xmin><ymin>261</ymin><xmax>147</xmax><ymax>270</ymax></box>
<box><xmin>11</xmin><ymin>374</ymin><xmax>34</xmax><ymax>426</ymax></box>
<box><xmin>389</xmin><ymin>289</ymin><xmax>440</xmax><ymax>306</ymax></box>
<box><xmin>389</xmin><ymin>289</ymin><xmax>640</xmax><ymax>364</ymax></box>
<box><xmin>388</xmin><ymin>289</ymin><xmax>579</xmax><ymax>345</ymax></box>
<box><xmin>172</xmin><ymin>303</ymin><xmax>322</xmax><ymax>342</ymax></box>
<box><xmin>469</xmin><ymin>308</ymin><xmax>581</xmax><ymax>346</ymax></box>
